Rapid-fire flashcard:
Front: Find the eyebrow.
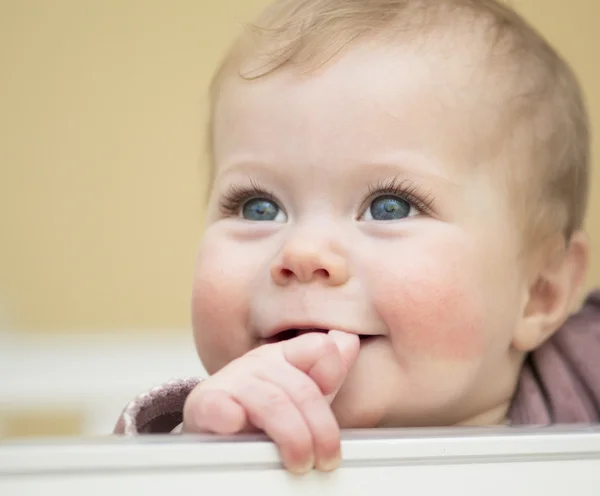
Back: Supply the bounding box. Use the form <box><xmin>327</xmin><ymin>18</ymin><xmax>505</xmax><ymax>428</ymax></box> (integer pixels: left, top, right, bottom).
<box><xmin>352</xmin><ymin>160</ymin><xmax>461</xmax><ymax>191</ymax></box>
<box><xmin>214</xmin><ymin>154</ymin><xmax>462</xmax><ymax>191</ymax></box>
<box><xmin>214</xmin><ymin>159</ymin><xmax>290</xmax><ymax>184</ymax></box>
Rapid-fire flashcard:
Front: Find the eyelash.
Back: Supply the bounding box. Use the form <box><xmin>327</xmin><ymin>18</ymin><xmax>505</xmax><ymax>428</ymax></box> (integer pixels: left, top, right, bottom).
<box><xmin>219</xmin><ymin>180</ymin><xmax>279</xmax><ymax>217</ymax></box>
<box><xmin>218</xmin><ymin>177</ymin><xmax>435</xmax><ymax>217</ymax></box>
<box><xmin>364</xmin><ymin>177</ymin><xmax>435</xmax><ymax>216</ymax></box>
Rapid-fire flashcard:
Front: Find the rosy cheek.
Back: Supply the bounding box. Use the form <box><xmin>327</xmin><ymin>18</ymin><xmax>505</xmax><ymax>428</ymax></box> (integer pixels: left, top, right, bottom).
<box><xmin>191</xmin><ymin>240</ymin><xmax>254</xmax><ymax>373</ymax></box>
<box><xmin>373</xmin><ymin>254</ymin><xmax>486</xmax><ymax>362</ymax></box>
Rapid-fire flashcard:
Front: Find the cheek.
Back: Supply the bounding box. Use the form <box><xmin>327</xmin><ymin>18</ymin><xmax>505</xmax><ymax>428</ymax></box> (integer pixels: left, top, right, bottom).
<box><xmin>191</xmin><ymin>235</ymin><xmax>256</xmax><ymax>373</ymax></box>
<box><xmin>371</xmin><ymin>241</ymin><xmax>488</xmax><ymax>362</ymax></box>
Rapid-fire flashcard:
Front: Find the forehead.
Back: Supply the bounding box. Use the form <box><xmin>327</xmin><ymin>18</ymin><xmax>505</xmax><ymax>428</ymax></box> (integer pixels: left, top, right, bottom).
<box><xmin>212</xmin><ymin>36</ymin><xmax>506</xmax><ymax>180</ymax></box>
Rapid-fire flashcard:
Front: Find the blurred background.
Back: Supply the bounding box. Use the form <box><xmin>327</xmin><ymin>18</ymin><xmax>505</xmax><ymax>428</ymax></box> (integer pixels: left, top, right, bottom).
<box><xmin>1</xmin><ymin>0</ymin><xmax>599</xmax><ymax>439</ymax></box>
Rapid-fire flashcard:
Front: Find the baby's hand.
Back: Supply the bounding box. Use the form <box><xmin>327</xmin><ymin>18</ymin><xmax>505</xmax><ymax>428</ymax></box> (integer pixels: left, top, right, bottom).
<box><xmin>182</xmin><ymin>330</ymin><xmax>360</xmax><ymax>474</ymax></box>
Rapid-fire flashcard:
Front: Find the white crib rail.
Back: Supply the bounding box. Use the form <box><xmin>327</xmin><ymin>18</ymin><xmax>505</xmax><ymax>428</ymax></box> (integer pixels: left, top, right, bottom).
<box><xmin>2</xmin><ymin>425</ymin><xmax>600</xmax><ymax>495</ymax></box>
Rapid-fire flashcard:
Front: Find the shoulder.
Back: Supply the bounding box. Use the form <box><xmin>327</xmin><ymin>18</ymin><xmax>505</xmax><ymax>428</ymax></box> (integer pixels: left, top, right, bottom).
<box><xmin>510</xmin><ymin>289</ymin><xmax>600</xmax><ymax>425</ymax></box>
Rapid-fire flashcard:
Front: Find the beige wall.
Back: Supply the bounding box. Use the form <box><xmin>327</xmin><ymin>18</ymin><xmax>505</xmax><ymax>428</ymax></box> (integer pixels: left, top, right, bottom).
<box><xmin>1</xmin><ymin>0</ymin><xmax>599</xmax><ymax>334</ymax></box>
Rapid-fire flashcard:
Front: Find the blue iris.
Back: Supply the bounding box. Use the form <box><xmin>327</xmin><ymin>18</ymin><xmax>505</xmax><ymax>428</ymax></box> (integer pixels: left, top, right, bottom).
<box><xmin>370</xmin><ymin>195</ymin><xmax>411</xmax><ymax>220</ymax></box>
<box><xmin>242</xmin><ymin>198</ymin><xmax>280</xmax><ymax>221</ymax></box>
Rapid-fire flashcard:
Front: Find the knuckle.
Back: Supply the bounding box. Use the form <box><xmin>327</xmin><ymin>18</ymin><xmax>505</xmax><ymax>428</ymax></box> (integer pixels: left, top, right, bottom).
<box><xmin>260</xmin><ymin>387</ymin><xmax>291</xmax><ymax>413</ymax></box>
<box><xmin>293</xmin><ymin>380</ymin><xmax>323</xmax><ymax>409</ymax></box>
<box><xmin>186</xmin><ymin>388</ymin><xmax>220</xmax><ymax>420</ymax></box>
<box><xmin>183</xmin><ymin>389</ymin><xmax>214</xmax><ymax>431</ymax></box>
<box><xmin>195</xmin><ymin>389</ymin><xmax>222</xmax><ymax>417</ymax></box>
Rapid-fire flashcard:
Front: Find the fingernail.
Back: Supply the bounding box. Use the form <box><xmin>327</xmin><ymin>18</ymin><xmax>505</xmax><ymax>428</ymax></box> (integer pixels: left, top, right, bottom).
<box><xmin>328</xmin><ymin>330</ymin><xmax>360</xmax><ymax>362</ymax></box>
<box><xmin>319</xmin><ymin>450</ymin><xmax>342</xmax><ymax>472</ymax></box>
<box><xmin>290</xmin><ymin>455</ymin><xmax>314</xmax><ymax>475</ymax></box>
<box><xmin>328</xmin><ymin>330</ymin><xmax>358</xmax><ymax>349</ymax></box>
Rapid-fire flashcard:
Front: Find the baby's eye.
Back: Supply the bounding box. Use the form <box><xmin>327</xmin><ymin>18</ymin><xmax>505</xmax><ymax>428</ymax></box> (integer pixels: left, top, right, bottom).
<box><xmin>242</xmin><ymin>198</ymin><xmax>287</xmax><ymax>222</ymax></box>
<box><xmin>361</xmin><ymin>195</ymin><xmax>416</xmax><ymax>221</ymax></box>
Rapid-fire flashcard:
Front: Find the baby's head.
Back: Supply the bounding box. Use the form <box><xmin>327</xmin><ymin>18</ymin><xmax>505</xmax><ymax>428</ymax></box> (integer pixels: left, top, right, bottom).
<box><xmin>191</xmin><ymin>0</ymin><xmax>590</xmax><ymax>427</ymax></box>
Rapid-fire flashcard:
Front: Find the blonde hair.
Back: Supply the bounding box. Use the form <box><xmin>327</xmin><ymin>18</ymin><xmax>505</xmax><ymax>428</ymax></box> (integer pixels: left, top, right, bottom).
<box><xmin>207</xmin><ymin>0</ymin><xmax>590</xmax><ymax>255</ymax></box>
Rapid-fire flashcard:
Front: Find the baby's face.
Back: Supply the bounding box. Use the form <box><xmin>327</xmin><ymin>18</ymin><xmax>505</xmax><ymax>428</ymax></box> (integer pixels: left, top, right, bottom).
<box><xmin>192</xmin><ymin>40</ymin><xmax>530</xmax><ymax>427</ymax></box>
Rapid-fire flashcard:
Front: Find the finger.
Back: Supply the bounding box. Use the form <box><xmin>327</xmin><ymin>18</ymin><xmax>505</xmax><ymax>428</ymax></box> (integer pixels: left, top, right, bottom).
<box><xmin>230</xmin><ymin>375</ymin><xmax>315</xmax><ymax>474</ymax></box>
<box><xmin>328</xmin><ymin>330</ymin><xmax>360</xmax><ymax>371</ymax></box>
<box><xmin>255</xmin><ymin>363</ymin><xmax>342</xmax><ymax>472</ymax></box>
<box><xmin>281</xmin><ymin>332</ymin><xmax>346</xmax><ymax>396</ymax></box>
<box><xmin>182</xmin><ymin>388</ymin><xmax>248</xmax><ymax>435</ymax></box>
<box><xmin>312</xmin><ymin>331</ymin><xmax>360</xmax><ymax>398</ymax></box>
<box><xmin>324</xmin><ymin>330</ymin><xmax>360</xmax><ymax>401</ymax></box>
<box><xmin>278</xmin><ymin>332</ymin><xmax>333</xmax><ymax>373</ymax></box>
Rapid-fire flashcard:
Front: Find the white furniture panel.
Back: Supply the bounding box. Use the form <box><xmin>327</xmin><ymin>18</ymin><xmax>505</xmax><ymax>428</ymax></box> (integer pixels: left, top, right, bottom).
<box><xmin>2</xmin><ymin>425</ymin><xmax>600</xmax><ymax>495</ymax></box>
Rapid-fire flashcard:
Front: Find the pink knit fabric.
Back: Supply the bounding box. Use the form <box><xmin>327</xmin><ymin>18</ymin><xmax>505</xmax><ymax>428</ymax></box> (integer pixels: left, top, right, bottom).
<box><xmin>114</xmin><ymin>377</ymin><xmax>200</xmax><ymax>434</ymax></box>
<box><xmin>114</xmin><ymin>289</ymin><xmax>600</xmax><ymax>434</ymax></box>
<box><xmin>509</xmin><ymin>289</ymin><xmax>600</xmax><ymax>425</ymax></box>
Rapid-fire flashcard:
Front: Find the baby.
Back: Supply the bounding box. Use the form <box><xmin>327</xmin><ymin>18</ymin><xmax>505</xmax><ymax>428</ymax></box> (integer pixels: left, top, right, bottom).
<box><xmin>114</xmin><ymin>0</ymin><xmax>600</xmax><ymax>475</ymax></box>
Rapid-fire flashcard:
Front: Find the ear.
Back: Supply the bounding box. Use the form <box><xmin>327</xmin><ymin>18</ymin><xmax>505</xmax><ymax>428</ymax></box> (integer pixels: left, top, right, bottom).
<box><xmin>512</xmin><ymin>230</ymin><xmax>589</xmax><ymax>352</ymax></box>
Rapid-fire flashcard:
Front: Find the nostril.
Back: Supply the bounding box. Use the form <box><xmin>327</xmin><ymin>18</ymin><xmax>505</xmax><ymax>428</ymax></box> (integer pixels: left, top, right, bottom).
<box><xmin>314</xmin><ymin>268</ymin><xmax>330</xmax><ymax>278</ymax></box>
<box><xmin>280</xmin><ymin>267</ymin><xmax>330</xmax><ymax>279</ymax></box>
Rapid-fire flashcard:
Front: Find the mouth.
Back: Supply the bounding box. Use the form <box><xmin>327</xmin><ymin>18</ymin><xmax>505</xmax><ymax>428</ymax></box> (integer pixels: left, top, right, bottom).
<box><xmin>266</xmin><ymin>327</ymin><xmax>373</xmax><ymax>343</ymax></box>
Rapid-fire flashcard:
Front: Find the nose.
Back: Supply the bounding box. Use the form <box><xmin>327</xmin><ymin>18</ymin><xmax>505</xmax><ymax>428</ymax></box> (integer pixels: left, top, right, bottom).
<box><xmin>270</xmin><ymin>236</ymin><xmax>350</xmax><ymax>286</ymax></box>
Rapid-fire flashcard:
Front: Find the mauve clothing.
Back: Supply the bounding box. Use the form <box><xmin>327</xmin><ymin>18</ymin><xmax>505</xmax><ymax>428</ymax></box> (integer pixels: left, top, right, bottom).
<box><xmin>114</xmin><ymin>290</ymin><xmax>600</xmax><ymax>435</ymax></box>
